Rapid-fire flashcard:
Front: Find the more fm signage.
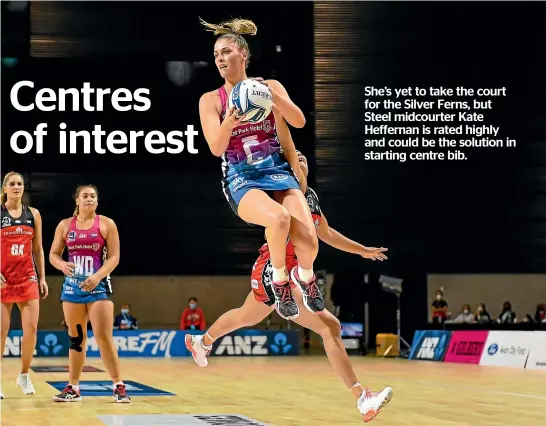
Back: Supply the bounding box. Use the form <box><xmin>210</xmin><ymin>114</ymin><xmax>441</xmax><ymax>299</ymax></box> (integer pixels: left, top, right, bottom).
<box><xmin>5</xmin><ymin>330</ymin><xmax>300</xmax><ymax>358</ymax></box>
<box><xmin>409</xmin><ymin>330</ymin><xmax>546</xmax><ymax>369</ymax></box>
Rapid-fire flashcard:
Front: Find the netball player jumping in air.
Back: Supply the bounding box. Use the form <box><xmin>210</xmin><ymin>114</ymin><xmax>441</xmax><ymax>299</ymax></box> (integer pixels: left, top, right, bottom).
<box><xmin>187</xmin><ymin>153</ymin><xmax>393</xmax><ymax>423</ymax></box>
<box><xmin>1</xmin><ymin>172</ymin><xmax>48</xmax><ymax>399</ymax></box>
<box><xmin>49</xmin><ymin>185</ymin><xmax>130</xmax><ymax>403</ymax></box>
<box><xmin>197</xmin><ymin>17</ymin><xmax>323</xmax><ymax>323</ymax></box>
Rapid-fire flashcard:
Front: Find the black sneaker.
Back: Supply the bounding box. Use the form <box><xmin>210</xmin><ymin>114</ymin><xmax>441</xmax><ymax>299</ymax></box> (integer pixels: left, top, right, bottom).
<box><xmin>53</xmin><ymin>385</ymin><xmax>82</xmax><ymax>402</ymax></box>
<box><xmin>291</xmin><ymin>267</ymin><xmax>324</xmax><ymax>313</ymax></box>
<box><xmin>113</xmin><ymin>384</ymin><xmax>131</xmax><ymax>403</ymax></box>
<box><xmin>272</xmin><ymin>280</ymin><xmax>299</xmax><ymax>320</ymax></box>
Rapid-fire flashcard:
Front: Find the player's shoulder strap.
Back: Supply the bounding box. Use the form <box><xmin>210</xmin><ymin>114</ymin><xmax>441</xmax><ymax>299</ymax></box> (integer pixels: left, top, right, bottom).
<box><xmin>218</xmin><ymin>86</ymin><xmax>228</xmax><ymax>118</ymax></box>
<box><xmin>24</xmin><ymin>205</ymin><xmax>36</xmax><ymax>221</ymax></box>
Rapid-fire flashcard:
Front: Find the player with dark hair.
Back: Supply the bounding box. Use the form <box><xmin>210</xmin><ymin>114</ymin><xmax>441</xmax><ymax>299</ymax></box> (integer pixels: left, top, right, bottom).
<box><xmin>49</xmin><ymin>185</ymin><xmax>130</xmax><ymax>403</ymax></box>
<box><xmin>187</xmin><ymin>153</ymin><xmax>393</xmax><ymax>422</ymax></box>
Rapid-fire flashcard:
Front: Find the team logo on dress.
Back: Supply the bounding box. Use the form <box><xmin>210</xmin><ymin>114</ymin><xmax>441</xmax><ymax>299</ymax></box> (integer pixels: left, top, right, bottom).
<box><xmin>79</xmin><ymin>234</ymin><xmax>86</xmax><ymax>238</ymax></box>
<box><xmin>271</xmin><ymin>174</ymin><xmax>288</xmax><ymax>181</ymax></box>
<box><xmin>92</xmin><ymin>243</ymin><xmax>100</xmax><ymax>252</ymax></box>
<box><xmin>1</xmin><ymin>217</ymin><xmax>11</xmax><ymax>227</ymax></box>
<box><xmin>67</xmin><ymin>231</ymin><xmax>76</xmax><ymax>242</ymax></box>
<box><xmin>263</xmin><ymin>120</ymin><xmax>272</xmax><ymax>133</ymax></box>
<box><xmin>261</xmin><ymin>259</ymin><xmax>273</xmax><ymax>288</ymax></box>
<box><xmin>307</xmin><ymin>194</ymin><xmax>315</xmax><ymax>208</ymax></box>
<box><xmin>91</xmin><ymin>233</ymin><xmax>98</xmax><ymax>237</ymax></box>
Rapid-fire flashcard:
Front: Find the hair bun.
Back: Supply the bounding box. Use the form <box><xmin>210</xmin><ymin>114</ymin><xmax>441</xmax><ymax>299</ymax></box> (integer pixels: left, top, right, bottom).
<box><xmin>200</xmin><ymin>17</ymin><xmax>257</xmax><ymax>36</ymax></box>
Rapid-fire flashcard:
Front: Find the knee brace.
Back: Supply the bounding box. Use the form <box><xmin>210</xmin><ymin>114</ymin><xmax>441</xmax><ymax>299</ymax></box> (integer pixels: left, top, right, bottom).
<box><xmin>69</xmin><ymin>324</ymin><xmax>84</xmax><ymax>352</ymax></box>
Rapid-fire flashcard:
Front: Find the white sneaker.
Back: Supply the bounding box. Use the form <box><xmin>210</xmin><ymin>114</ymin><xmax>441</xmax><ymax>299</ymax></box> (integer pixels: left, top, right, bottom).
<box><xmin>185</xmin><ymin>334</ymin><xmax>211</xmax><ymax>367</ymax></box>
<box><xmin>357</xmin><ymin>386</ymin><xmax>393</xmax><ymax>422</ymax></box>
<box><xmin>16</xmin><ymin>373</ymin><xmax>35</xmax><ymax>395</ymax></box>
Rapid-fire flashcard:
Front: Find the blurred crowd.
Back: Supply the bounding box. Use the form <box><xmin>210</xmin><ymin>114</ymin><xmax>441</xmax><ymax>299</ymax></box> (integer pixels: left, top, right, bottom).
<box><xmin>431</xmin><ymin>289</ymin><xmax>546</xmax><ymax>325</ymax></box>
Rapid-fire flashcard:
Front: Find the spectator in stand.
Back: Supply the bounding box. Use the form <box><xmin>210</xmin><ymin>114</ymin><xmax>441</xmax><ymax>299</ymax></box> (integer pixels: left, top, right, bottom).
<box><xmin>451</xmin><ymin>304</ymin><xmax>474</xmax><ymax>324</ymax></box>
<box><xmin>431</xmin><ymin>290</ymin><xmax>448</xmax><ymax>324</ymax></box>
<box><xmin>498</xmin><ymin>301</ymin><xmax>516</xmax><ymax>324</ymax></box>
<box><xmin>113</xmin><ymin>304</ymin><xmax>139</xmax><ymax>330</ymax></box>
<box><xmin>180</xmin><ymin>297</ymin><xmax>206</xmax><ymax>331</ymax></box>
<box><xmin>474</xmin><ymin>303</ymin><xmax>491</xmax><ymax>324</ymax></box>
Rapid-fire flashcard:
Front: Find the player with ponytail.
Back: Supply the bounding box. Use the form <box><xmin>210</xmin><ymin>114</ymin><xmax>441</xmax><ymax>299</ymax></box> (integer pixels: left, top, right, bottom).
<box><xmin>195</xmin><ymin>17</ymin><xmax>322</xmax><ymax>328</ymax></box>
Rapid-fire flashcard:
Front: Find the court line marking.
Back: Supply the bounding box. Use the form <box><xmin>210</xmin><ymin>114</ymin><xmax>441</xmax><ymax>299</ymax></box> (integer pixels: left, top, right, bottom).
<box><xmin>492</xmin><ymin>391</ymin><xmax>546</xmax><ymax>400</ymax></box>
<box><xmin>412</xmin><ymin>379</ymin><xmax>546</xmax><ymax>401</ymax></box>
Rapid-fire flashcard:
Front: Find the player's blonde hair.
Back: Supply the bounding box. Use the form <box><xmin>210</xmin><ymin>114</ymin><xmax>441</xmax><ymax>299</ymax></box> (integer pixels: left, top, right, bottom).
<box><xmin>73</xmin><ymin>184</ymin><xmax>99</xmax><ymax>216</ymax></box>
<box><xmin>199</xmin><ymin>17</ymin><xmax>258</xmax><ymax>69</ymax></box>
<box><xmin>1</xmin><ymin>171</ymin><xmax>24</xmax><ymax>205</ymax></box>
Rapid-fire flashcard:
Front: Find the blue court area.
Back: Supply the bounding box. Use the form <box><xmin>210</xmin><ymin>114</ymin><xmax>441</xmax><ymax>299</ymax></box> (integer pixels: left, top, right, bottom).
<box><xmin>47</xmin><ymin>380</ymin><xmax>174</xmax><ymax>397</ymax></box>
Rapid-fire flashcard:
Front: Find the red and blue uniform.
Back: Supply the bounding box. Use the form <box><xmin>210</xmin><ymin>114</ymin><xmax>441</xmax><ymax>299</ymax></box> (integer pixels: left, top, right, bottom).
<box><xmin>60</xmin><ymin>215</ymin><xmax>112</xmax><ymax>304</ymax></box>
<box><xmin>218</xmin><ymin>85</ymin><xmax>301</xmax><ymax>215</ymax></box>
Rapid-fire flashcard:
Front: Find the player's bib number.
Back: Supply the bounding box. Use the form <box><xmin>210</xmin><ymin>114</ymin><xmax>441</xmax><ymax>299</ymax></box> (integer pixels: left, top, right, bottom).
<box><xmin>74</xmin><ymin>255</ymin><xmax>94</xmax><ymax>277</ymax></box>
<box><xmin>242</xmin><ymin>136</ymin><xmax>267</xmax><ymax>165</ymax></box>
<box><xmin>10</xmin><ymin>244</ymin><xmax>24</xmax><ymax>256</ymax></box>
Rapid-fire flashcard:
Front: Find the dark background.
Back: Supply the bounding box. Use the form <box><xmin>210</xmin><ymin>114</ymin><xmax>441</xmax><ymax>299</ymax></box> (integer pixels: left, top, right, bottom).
<box><xmin>2</xmin><ymin>1</ymin><xmax>545</xmax><ymax>343</ymax></box>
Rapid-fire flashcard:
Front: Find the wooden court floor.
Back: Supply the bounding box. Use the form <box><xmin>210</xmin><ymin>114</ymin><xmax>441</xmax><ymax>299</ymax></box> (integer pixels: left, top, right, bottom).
<box><xmin>1</xmin><ymin>355</ymin><xmax>545</xmax><ymax>425</ymax></box>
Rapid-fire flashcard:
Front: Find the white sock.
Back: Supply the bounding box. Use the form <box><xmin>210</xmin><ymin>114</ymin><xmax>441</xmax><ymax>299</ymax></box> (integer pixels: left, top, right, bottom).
<box><xmin>272</xmin><ymin>266</ymin><xmax>288</xmax><ymax>283</ymax></box>
<box><xmin>202</xmin><ymin>332</ymin><xmax>213</xmax><ymax>349</ymax></box>
<box><xmin>114</xmin><ymin>381</ymin><xmax>124</xmax><ymax>389</ymax></box>
<box><xmin>298</xmin><ymin>266</ymin><xmax>314</xmax><ymax>283</ymax></box>
<box><xmin>69</xmin><ymin>384</ymin><xmax>79</xmax><ymax>391</ymax></box>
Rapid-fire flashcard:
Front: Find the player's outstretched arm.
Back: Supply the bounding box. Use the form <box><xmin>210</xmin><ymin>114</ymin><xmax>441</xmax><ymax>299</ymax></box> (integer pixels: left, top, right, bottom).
<box><xmin>317</xmin><ymin>212</ymin><xmax>388</xmax><ymax>261</ymax></box>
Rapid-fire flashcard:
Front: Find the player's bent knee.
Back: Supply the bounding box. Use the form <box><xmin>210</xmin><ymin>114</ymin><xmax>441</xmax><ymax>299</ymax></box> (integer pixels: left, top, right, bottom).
<box><xmin>68</xmin><ymin>324</ymin><xmax>84</xmax><ymax>352</ymax></box>
<box><xmin>275</xmin><ymin>208</ymin><xmax>291</xmax><ymax>230</ymax></box>
<box><xmin>292</xmin><ymin>227</ymin><xmax>319</xmax><ymax>254</ymax></box>
<box><xmin>266</xmin><ymin>207</ymin><xmax>290</xmax><ymax>230</ymax></box>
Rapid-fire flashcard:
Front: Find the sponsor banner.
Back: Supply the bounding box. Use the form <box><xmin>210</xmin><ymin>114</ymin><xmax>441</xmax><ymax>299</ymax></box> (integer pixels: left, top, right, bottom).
<box><xmin>47</xmin><ymin>380</ymin><xmax>174</xmax><ymax>396</ymax></box>
<box><xmin>444</xmin><ymin>330</ymin><xmax>489</xmax><ymax>364</ymax></box>
<box><xmin>211</xmin><ymin>330</ymin><xmax>300</xmax><ymax>356</ymax></box>
<box><xmin>4</xmin><ymin>331</ymin><xmax>69</xmax><ymax>358</ymax></box>
<box><xmin>86</xmin><ymin>330</ymin><xmax>185</xmax><ymax>358</ymax></box>
<box><xmin>525</xmin><ymin>331</ymin><xmax>546</xmax><ymax>370</ymax></box>
<box><xmin>7</xmin><ymin>329</ymin><xmax>300</xmax><ymax>358</ymax></box>
<box><xmin>408</xmin><ymin>330</ymin><xmax>451</xmax><ymax>361</ymax></box>
<box><xmin>85</xmin><ymin>329</ymin><xmax>300</xmax><ymax>358</ymax></box>
<box><xmin>479</xmin><ymin>331</ymin><xmax>533</xmax><ymax>369</ymax></box>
